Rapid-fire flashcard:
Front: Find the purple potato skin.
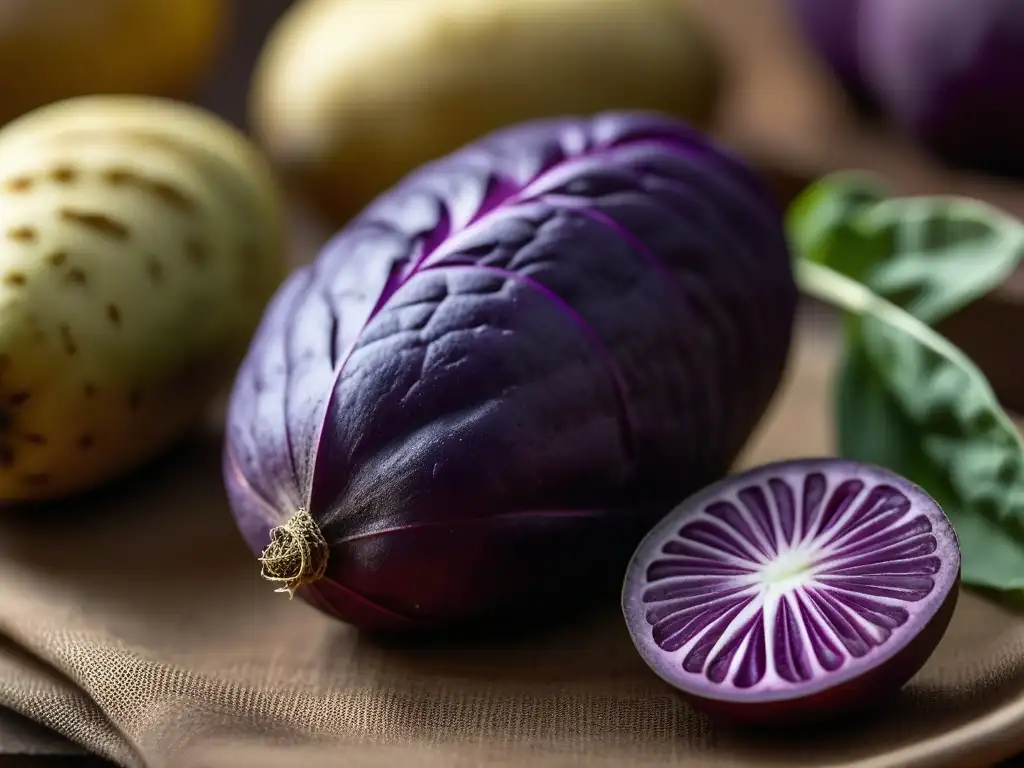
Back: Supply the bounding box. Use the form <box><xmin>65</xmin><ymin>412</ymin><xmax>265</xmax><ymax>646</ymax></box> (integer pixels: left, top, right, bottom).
<box><xmin>223</xmin><ymin>112</ymin><xmax>797</xmax><ymax>634</ymax></box>
<box><xmin>859</xmin><ymin>0</ymin><xmax>1024</xmax><ymax>176</ymax></box>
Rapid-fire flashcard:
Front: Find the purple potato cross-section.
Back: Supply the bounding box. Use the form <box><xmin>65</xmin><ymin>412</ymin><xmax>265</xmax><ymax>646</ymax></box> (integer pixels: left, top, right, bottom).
<box><xmin>622</xmin><ymin>458</ymin><xmax>961</xmax><ymax>723</ymax></box>
<box><xmin>223</xmin><ymin>112</ymin><xmax>797</xmax><ymax>633</ymax></box>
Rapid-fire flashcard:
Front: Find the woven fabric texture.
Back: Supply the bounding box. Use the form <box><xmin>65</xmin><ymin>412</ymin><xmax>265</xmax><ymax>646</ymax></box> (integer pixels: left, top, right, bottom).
<box><xmin>0</xmin><ymin>322</ymin><xmax>1022</xmax><ymax>768</ymax></box>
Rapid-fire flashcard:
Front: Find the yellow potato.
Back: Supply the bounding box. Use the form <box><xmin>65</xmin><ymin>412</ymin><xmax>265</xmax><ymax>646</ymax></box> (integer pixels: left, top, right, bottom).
<box><xmin>251</xmin><ymin>0</ymin><xmax>724</xmax><ymax>225</ymax></box>
<box><xmin>0</xmin><ymin>96</ymin><xmax>288</xmax><ymax>501</ymax></box>
<box><xmin>0</xmin><ymin>0</ymin><xmax>226</xmax><ymax>126</ymax></box>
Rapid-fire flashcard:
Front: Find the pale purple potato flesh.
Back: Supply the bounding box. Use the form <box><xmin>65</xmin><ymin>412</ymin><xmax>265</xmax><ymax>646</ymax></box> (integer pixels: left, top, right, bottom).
<box><xmin>622</xmin><ymin>458</ymin><xmax>961</xmax><ymax>723</ymax></box>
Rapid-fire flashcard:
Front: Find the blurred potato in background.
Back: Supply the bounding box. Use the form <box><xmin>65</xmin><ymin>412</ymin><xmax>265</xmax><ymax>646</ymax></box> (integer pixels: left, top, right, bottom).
<box><xmin>250</xmin><ymin>0</ymin><xmax>725</xmax><ymax>226</ymax></box>
<box><xmin>0</xmin><ymin>0</ymin><xmax>226</xmax><ymax>126</ymax></box>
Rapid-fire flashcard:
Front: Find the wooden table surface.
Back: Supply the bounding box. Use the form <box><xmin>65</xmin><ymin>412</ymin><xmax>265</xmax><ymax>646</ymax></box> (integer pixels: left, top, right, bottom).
<box><xmin>2</xmin><ymin>0</ymin><xmax>1022</xmax><ymax>764</ymax></box>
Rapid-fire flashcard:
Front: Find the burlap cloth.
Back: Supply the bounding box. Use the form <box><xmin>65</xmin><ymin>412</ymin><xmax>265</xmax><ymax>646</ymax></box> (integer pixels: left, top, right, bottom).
<box><xmin>0</xmin><ymin>310</ymin><xmax>1022</xmax><ymax>768</ymax></box>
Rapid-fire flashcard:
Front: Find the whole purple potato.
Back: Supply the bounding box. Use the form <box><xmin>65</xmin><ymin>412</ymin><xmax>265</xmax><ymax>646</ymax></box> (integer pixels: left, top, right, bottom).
<box><xmin>789</xmin><ymin>0</ymin><xmax>1024</xmax><ymax>175</ymax></box>
<box><xmin>859</xmin><ymin>0</ymin><xmax>1024</xmax><ymax>175</ymax></box>
<box><xmin>222</xmin><ymin>112</ymin><xmax>797</xmax><ymax>634</ymax></box>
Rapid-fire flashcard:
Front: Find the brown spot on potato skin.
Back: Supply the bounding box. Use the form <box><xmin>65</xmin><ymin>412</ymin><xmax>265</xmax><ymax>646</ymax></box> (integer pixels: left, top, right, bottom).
<box><xmin>128</xmin><ymin>390</ymin><xmax>142</xmax><ymax>410</ymax></box>
<box><xmin>20</xmin><ymin>473</ymin><xmax>49</xmax><ymax>486</ymax></box>
<box><xmin>23</xmin><ymin>433</ymin><xmax>46</xmax><ymax>445</ymax></box>
<box><xmin>8</xmin><ymin>392</ymin><xmax>29</xmax><ymax>406</ymax></box>
<box><xmin>47</xmin><ymin>250</ymin><xmax>68</xmax><ymax>267</ymax></box>
<box><xmin>66</xmin><ymin>267</ymin><xmax>88</xmax><ymax>285</ymax></box>
<box><xmin>58</xmin><ymin>324</ymin><xmax>77</xmax><ymax>356</ymax></box>
<box><xmin>5</xmin><ymin>177</ymin><xmax>32</xmax><ymax>193</ymax></box>
<box><xmin>102</xmin><ymin>168</ymin><xmax>198</xmax><ymax>214</ymax></box>
<box><xmin>106</xmin><ymin>303</ymin><xmax>121</xmax><ymax>326</ymax></box>
<box><xmin>0</xmin><ymin>444</ymin><xmax>13</xmax><ymax>467</ymax></box>
<box><xmin>150</xmin><ymin>182</ymin><xmax>198</xmax><ymax>213</ymax></box>
<box><xmin>3</xmin><ymin>272</ymin><xmax>26</xmax><ymax>286</ymax></box>
<box><xmin>7</xmin><ymin>226</ymin><xmax>36</xmax><ymax>243</ymax></box>
<box><xmin>59</xmin><ymin>209</ymin><xmax>129</xmax><ymax>240</ymax></box>
<box><xmin>77</xmin><ymin>434</ymin><xmax>95</xmax><ymax>450</ymax></box>
<box><xmin>51</xmin><ymin>166</ymin><xmax>78</xmax><ymax>184</ymax></box>
<box><xmin>102</xmin><ymin>169</ymin><xmax>132</xmax><ymax>185</ymax></box>
<box><xmin>83</xmin><ymin>383</ymin><xmax>96</xmax><ymax>398</ymax></box>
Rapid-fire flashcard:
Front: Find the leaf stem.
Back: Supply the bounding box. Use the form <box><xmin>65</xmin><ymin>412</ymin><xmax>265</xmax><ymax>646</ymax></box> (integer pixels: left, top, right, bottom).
<box><xmin>795</xmin><ymin>258</ymin><xmax>1024</xmax><ymax>455</ymax></box>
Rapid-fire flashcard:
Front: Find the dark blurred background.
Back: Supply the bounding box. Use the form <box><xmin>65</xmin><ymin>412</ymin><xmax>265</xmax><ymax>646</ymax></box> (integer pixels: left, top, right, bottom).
<box><xmin>193</xmin><ymin>0</ymin><xmax>294</xmax><ymax>130</ymax></box>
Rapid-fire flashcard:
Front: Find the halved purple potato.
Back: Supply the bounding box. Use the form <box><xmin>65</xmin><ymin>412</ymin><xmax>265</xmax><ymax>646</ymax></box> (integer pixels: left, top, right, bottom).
<box><xmin>622</xmin><ymin>458</ymin><xmax>960</xmax><ymax>724</ymax></box>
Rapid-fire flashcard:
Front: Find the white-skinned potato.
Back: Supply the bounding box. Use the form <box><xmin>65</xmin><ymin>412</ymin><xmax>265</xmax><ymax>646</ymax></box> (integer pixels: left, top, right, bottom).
<box><xmin>0</xmin><ymin>0</ymin><xmax>226</xmax><ymax>126</ymax></box>
<box><xmin>0</xmin><ymin>96</ymin><xmax>288</xmax><ymax>502</ymax></box>
<box><xmin>251</xmin><ymin>0</ymin><xmax>724</xmax><ymax>225</ymax></box>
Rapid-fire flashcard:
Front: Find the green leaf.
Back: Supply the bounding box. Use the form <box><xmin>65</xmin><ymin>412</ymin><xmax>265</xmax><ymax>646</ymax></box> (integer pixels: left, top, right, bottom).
<box><xmin>788</xmin><ymin>178</ymin><xmax>1024</xmax><ymax>591</ymax></box>
<box><xmin>797</xmin><ymin>259</ymin><xmax>1024</xmax><ymax>591</ymax></box>
<box><xmin>833</xmin><ymin>342</ymin><xmax>934</xmax><ymax>477</ymax></box>
<box><xmin>789</xmin><ymin>174</ymin><xmax>1024</xmax><ymax>325</ymax></box>
<box><xmin>787</xmin><ymin>173</ymin><xmax>889</xmax><ymax>285</ymax></box>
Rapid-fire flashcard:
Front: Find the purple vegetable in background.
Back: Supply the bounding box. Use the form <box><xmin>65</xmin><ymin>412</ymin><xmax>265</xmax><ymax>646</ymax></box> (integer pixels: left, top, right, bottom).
<box><xmin>860</xmin><ymin>0</ymin><xmax>1024</xmax><ymax>176</ymax></box>
<box><xmin>223</xmin><ymin>112</ymin><xmax>797</xmax><ymax>634</ymax></box>
<box><xmin>788</xmin><ymin>0</ymin><xmax>1024</xmax><ymax>176</ymax></box>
